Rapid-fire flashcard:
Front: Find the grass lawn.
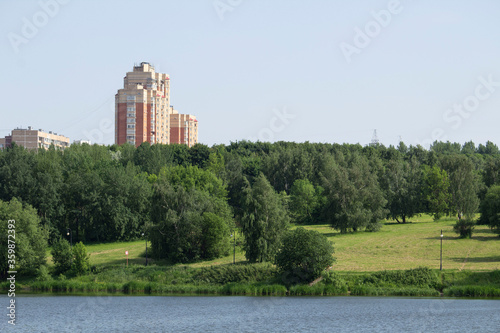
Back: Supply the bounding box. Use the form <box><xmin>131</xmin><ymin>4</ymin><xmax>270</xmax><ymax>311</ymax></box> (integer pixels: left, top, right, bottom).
<box><xmin>302</xmin><ymin>215</ymin><xmax>499</xmax><ymax>272</ymax></box>
<box><xmin>69</xmin><ymin>215</ymin><xmax>498</xmax><ymax>272</ymax></box>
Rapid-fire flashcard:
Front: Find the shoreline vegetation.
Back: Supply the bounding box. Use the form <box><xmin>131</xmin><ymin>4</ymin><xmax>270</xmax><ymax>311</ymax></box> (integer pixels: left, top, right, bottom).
<box><xmin>2</xmin><ymin>266</ymin><xmax>500</xmax><ymax>298</ymax></box>
<box><xmin>2</xmin><ymin>218</ymin><xmax>499</xmax><ymax>298</ymax></box>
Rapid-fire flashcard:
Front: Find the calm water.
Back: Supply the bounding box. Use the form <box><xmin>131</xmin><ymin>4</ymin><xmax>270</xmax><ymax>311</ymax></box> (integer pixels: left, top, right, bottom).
<box><xmin>1</xmin><ymin>295</ymin><xmax>499</xmax><ymax>332</ymax></box>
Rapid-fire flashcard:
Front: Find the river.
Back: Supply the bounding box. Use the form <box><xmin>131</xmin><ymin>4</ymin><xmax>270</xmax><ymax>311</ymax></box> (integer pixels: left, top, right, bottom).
<box><xmin>2</xmin><ymin>295</ymin><xmax>499</xmax><ymax>332</ymax></box>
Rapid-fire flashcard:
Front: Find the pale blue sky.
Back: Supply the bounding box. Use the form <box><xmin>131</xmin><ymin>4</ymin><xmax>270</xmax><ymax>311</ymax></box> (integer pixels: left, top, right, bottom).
<box><xmin>1</xmin><ymin>0</ymin><xmax>499</xmax><ymax>147</ymax></box>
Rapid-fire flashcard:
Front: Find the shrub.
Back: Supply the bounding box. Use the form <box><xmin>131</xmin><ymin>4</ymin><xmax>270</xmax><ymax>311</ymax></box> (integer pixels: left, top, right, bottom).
<box><xmin>51</xmin><ymin>238</ymin><xmax>73</xmax><ymax>274</ymax></box>
<box><xmin>194</xmin><ymin>263</ymin><xmax>276</xmax><ymax>284</ymax></box>
<box><xmin>364</xmin><ymin>267</ymin><xmax>439</xmax><ymax>288</ymax></box>
<box><xmin>36</xmin><ymin>265</ymin><xmax>52</xmax><ymax>281</ymax></box>
<box><xmin>275</xmin><ymin>227</ymin><xmax>334</xmax><ymax>285</ymax></box>
<box><xmin>71</xmin><ymin>242</ymin><xmax>90</xmax><ymax>276</ymax></box>
<box><xmin>453</xmin><ymin>218</ymin><xmax>475</xmax><ymax>238</ymax></box>
<box><xmin>322</xmin><ymin>270</ymin><xmax>348</xmax><ymax>291</ymax></box>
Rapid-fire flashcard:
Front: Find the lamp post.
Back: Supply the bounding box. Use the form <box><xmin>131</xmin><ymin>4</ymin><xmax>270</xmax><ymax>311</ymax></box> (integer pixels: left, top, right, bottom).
<box><xmin>66</xmin><ymin>228</ymin><xmax>72</xmax><ymax>248</ymax></box>
<box><xmin>440</xmin><ymin>230</ymin><xmax>443</xmax><ymax>271</ymax></box>
<box><xmin>231</xmin><ymin>232</ymin><xmax>236</xmax><ymax>264</ymax></box>
<box><xmin>142</xmin><ymin>233</ymin><xmax>148</xmax><ymax>266</ymax></box>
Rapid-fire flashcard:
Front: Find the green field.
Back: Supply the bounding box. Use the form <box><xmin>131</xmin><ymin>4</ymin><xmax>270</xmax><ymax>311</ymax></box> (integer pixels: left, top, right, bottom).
<box><xmin>74</xmin><ymin>215</ymin><xmax>499</xmax><ymax>273</ymax></box>
<box><xmin>303</xmin><ymin>216</ymin><xmax>499</xmax><ymax>272</ymax></box>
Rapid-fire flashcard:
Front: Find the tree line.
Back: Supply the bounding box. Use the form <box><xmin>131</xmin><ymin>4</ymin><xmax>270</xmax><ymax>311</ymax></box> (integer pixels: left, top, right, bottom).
<box><xmin>1</xmin><ymin>139</ymin><xmax>500</xmax><ymax>272</ymax></box>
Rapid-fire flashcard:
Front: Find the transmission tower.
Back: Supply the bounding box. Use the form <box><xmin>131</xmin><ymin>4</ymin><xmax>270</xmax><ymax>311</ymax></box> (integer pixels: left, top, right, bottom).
<box><xmin>370</xmin><ymin>129</ymin><xmax>379</xmax><ymax>146</ymax></box>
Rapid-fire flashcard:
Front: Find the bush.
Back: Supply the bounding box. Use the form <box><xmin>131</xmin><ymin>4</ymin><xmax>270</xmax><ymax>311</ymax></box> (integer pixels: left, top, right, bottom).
<box><xmin>51</xmin><ymin>238</ymin><xmax>73</xmax><ymax>274</ymax></box>
<box><xmin>444</xmin><ymin>286</ymin><xmax>500</xmax><ymax>297</ymax></box>
<box><xmin>453</xmin><ymin>218</ymin><xmax>475</xmax><ymax>238</ymax></box>
<box><xmin>194</xmin><ymin>263</ymin><xmax>276</xmax><ymax>284</ymax></box>
<box><xmin>361</xmin><ymin>267</ymin><xmax>439</xmax><ymax>288</ymax></box>
<box><xmin>71</xmin><ymin>242</ymin><xmax>90</xmax><ymax>276</ymax></box>
<box><xmin>275</xmin><ymin>227</ymin><xmax>334</xmax><ymax>285</ymax></box>
<box><xmin>322</xmin><ymin>270</ymin><xmax>348</xmax><ymax>291</ymax></box>
<box><xmin>36</xmin><ymin>265</ymin><xmax>52</xmax><ymax>281</ymax></box>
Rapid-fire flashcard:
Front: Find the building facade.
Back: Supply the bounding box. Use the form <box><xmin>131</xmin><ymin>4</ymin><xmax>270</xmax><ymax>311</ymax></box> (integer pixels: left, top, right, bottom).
<box><xmin>115</xmin><ymin>62</ymin><xmax>198</xmax><ymax>147</ymax></box>
<box><xmin>0</xmin><ymin>127</ymin><xmax>70</xmax><ymax>151</ymax></box>
<box><xmin>169</xmin><ymin>112</ymin><xmax>198</xmax><ymax>147</ymax></box>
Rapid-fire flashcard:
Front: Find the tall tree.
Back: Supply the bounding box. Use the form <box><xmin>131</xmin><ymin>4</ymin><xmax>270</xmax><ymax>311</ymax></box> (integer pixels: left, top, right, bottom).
<box><xmin>0</xmin><ymin>198</ymin><xmax>48</xmax><ymax>277</ymax></box>
<box><xmin>478</xmin><ymin>185</ymin><xmax>500</xmax><ymax>235</ymax></box>
<box><xmin>289</xmin><ymin>179</ymin><xmax>323</xmax><ymax>224</ymax></box>
<box><xmin>383</xmin><ymin>157</ymin><xmax>422</xmax><ymax>223</ymax></box>
<box><xmin>477</xmin><ymin>141</ymin><xmax>500</xmax><ymax>155</ymax></box>
<box><xmin>320</xmin><ymin>152</ymin><xmax>387</xmax><ymax>233</ymax></box>
<box><xmin>422</xmin><ymin>165</ymin><xmax>451</xmax><ymax>220</ymax></box>
<box><xmin>440</xmin><ymin>155</ymin><xmax>480</xmax><ymax>220</ymax></box>
<box><xmin>241</xmin><ymin>173</ymin><xmax>290</xmax><ymax>262</ymax></box>
<box><xmin>150</xmin><ymin>166</ymin><xmax>232</xmax><ymax>263</ymax></box>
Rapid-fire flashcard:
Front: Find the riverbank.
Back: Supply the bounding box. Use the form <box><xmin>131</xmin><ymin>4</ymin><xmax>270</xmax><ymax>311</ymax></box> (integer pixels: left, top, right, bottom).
<box><xmin>3</xmin><ymin>265</ymin><xmax>499</xmax><ymax>298</ymax></box>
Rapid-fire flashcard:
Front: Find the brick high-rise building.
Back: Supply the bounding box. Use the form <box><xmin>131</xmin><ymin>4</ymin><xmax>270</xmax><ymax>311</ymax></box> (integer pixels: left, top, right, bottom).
<box><xmin>115</xmin><ymin>62</ymin><xmax>198</xmax><ymax>147</ymax></box>
<box><xmin>170</xmin><ymin>112</ymin><xmax>198</xmax><ymax>147</ymax></box>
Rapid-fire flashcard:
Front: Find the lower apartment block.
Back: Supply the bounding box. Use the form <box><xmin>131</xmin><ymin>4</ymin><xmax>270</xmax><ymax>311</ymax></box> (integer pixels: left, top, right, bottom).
<box><xmin>0</xmin><ymin>127</ymin><xmax>70</xmax><ymax>151</ymax></box>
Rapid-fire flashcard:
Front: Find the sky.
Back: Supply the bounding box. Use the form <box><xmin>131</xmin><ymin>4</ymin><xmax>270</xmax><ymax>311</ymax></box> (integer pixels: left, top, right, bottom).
<box><xmin>1</xmin><ymin>0</ymin><xmax>499</xmax><ymax>148</ymax></box>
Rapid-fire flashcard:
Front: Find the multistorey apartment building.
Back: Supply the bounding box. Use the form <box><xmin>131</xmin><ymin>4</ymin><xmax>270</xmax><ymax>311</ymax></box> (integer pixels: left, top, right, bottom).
<box><xmin>0</xmin><ymin>127</ymin><xmax>70</xmax><ymax>151</ymax></box>
<box><xmin>115</xmin><ymin>62</ymin><xmax>198</xmax><ymax>147</ymax></box>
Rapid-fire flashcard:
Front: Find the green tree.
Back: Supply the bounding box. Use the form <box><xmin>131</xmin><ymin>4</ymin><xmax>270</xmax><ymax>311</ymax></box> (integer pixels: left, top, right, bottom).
<box><xmin>477</xmin><ymin>141</ymin><xmax>500</xmax><ymax>155</ymax></box>
<box><xmin>482</xmin><ymin>156</ymin><xmax>500</xmax><ymax>188</ymax></box>
<box><xmin>461</xmin><ymin>141</ymin><xmax>476</xmax><ymax>154</ymax></box>
<box><xmin>275</xmin><ymin>227</ymin><xmax>334</xmax><ymax>285</ymax></box>
<box><xmin>189</xmin><ymin>143</ymin><xmax>211</xmax><ymax>169</ymax></box>
<box><xmin>289</xmin><ymin>179</ymin><xmax>323</xmax><ymax>224</ymax></box>
<box><xmin>201</xmin><ymin>212</ymin><xmax>231</xmax><ymax>260</ymax></box>
<box><xmin>321</xmin><ymin>153</ymin><xmax>387</xmax><ymax>233</ymax></box>
<box><xmin>440</xmin><ymin>155</ymin><xmax>480</xmax><ymax>220</ymax></box>
<box><xmin>207</xmin><ymin>150</ymin><xmax>226</xmax><ymax>180</ymax></box>
<box><xmin>262</xmin><ymin>145</ymin><xmax>313</xmax><ymax>193</ymax></box>
<box><xmin>71</xmin><ymin>242</ymin><xmax>90</xmax><ymax>276</ymax></box>
<box><xmin>0</xmin><ymin>143</ymin><xmax>36</xmax><ymax>204</ymax></box>
<box><xmin>422</xmin><ymin>165</ymin><xmax>451</xmax><ymax>220</ymax></box>
<box><xmin>32</xmin><ymin>148</ymin><xmax>65</xmax><ymax>240</ymax></box>
<box><xmin>430</xmin><ymin>141</ymin><xmax>462</xmax><ymax>155</ymax></box>
<box><xmin>383</xmin><ymin>157</ymin><xmax>422</xmax><ymax>223</ymax></box>
<box><xmin>241</xmin><ymin>173</ymin><xmax>290</xmax><ymax>262</ymax></box>
<box><xmin>51</xmin><ymin>238</ymin><xmax>73</xmax><ymax>274</ymax></box>
<box><xmin>478</xmin><ymin>185</ymin><xmax>500</xmax><ymax>236</ymax></box>
<box><xmin>0</xmin><ymin>198</ymin><xmax>48</xmax><ymax>276</ymax></box>
<box><xmin>150</xmin><ymin>167</ymin><xmax>233</xmax><ymax>263</ymax></box>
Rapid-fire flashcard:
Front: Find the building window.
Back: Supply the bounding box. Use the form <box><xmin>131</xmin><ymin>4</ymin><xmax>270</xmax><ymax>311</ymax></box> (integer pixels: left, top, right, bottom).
<box><xmin>127</xmin><ymin>107</ymin><xmax>135</xmax><ymax>112</ymax></box>
<box><xmin>127</xmin><ymin>96</ymin><xmax>136</xmax><ymax>101</ymax></box>
<box><xmin>127</xmin><ymin>119</ymin><xmax>135</xmax><ymax>123</ymax></box>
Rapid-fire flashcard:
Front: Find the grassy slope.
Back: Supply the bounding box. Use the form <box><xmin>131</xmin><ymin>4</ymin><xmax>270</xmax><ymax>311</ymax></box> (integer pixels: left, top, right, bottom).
<box><xmin>75</xmin><ymin>215</ymin><xmax>499</xmax><ymax>273</ymax></box>
<box><xmin>303</xmin><ymin>216</ymin><xmax>500</xmax><ymax>272</ymax></box>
